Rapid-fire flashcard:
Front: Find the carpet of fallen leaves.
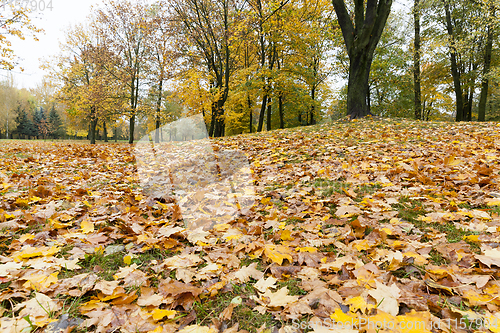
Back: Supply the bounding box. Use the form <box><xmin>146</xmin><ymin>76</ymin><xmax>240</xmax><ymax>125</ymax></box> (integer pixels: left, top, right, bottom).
<box><xmin>2</xmin><ymin>118</ymin><xmax>500</xmax><ymax>333</ymax></box>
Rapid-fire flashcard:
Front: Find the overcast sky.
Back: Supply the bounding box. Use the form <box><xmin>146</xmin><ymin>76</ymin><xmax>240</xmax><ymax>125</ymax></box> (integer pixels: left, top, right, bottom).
<box><xmin>5</xmin><ymin>0</ymin><xmax>102</xmax><ymax>89</ymax></box>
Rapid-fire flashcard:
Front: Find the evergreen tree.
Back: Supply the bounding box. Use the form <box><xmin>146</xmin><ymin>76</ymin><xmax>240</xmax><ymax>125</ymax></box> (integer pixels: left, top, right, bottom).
<box><xmin>32</xmin><ymin>108</ymin><xmax>42</xmax><ymax>138</ymax></box>
<box><xmin>33</xmin><ymin>107</ymin><xmax>50</xmax><ymax>139</ymax></box>
<box><xmin>48</xmin><ymin>105</ymin><xmax>64</xmax><ymax>139</ymax></box>
<box><xmin>14</xmin><ymin>105</ymin><xmax>29</xmax><ymax>139</ymax></box>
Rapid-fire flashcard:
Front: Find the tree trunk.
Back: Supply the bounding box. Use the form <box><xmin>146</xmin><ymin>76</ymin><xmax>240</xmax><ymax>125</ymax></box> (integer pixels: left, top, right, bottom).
<box><xmin>347</xmin><ymin>52</ymin><xmax>373</xmax><ymax>119</ymax></box>
<box><xmin>266</xmin><ymin>98</ymin><xmax>272</xmax><ymax>131</ymax></box>
<box><xmin>413</xmin><ymin>0</ymin><xmax>422</xmax><ymax>120</ymax></box>
<box><xmin>129</xmin><ymin>74</ymin><xmax>140</xmax><ymax>144</ymax></box>
<box><xmin>155</xmin><ymin>78</ymin><xmax>163</xmax><ymax>143</ymax></box>
<box><xmin>444</xmin><ymin>2</ymin><xmax>464</xmax><ymax>122</ymax></box>
<box><xmin>248</xmin><ymin>94</ymin><xmax>253</xmax><ymax>133</ymax></box>
<box><xmin>279</xmin><ymin>93</ymin><xmax>284</xmax><ymax>129</ymax></box>
<box><xmin>89</xmin><ymin>112</ymin><xmax>98</xmax><ymax>145</ymax></box>
<box><xmin>310</xmin><ymin>86</ymin><xmax>316</xmax><ymax>125</ymax></box>
<box><xmin>478</xmin><ymin>20</ymin><xmax>494</xmax><ymax>121</ymax></box>
<box><xmin>331</xmin><ymin>0</ymin><xmax>393</xmax><ymax>119</ymax></box>
<box><xmin>257</xmin><ymin>95</ymin><xmax>268</xmax><ymax>132</ymax></box>
<box><xmin>129</xmin><ymin>114</ymin><xmax>135</xmax><ymax>144</ymax></box>
<box><xmin>103</xmin><ymin>121</ymin><xmax>108</xmax><ymax>143</ymax></box>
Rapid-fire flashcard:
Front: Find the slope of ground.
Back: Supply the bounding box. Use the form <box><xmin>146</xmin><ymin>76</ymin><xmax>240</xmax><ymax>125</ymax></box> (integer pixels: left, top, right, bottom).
<box><xmin>1</xmin><ymin>118</ymin><xmax>500</xmax><ymax>333</ymax></box>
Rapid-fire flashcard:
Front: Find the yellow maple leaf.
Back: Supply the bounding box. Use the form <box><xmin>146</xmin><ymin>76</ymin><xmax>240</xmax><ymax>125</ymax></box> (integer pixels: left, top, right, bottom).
<box><xmin>81</xmin><ymin>220</ymin><xmax>94</xmax><ymax>234</ymax></box>
<box><xmin>123</xmin><ymin>255</ymin><xmax>132</xmax><ymax>265</ymax></box>
<box><xmin>23</xmin><ymin>272</ymin><xmax>58</xmax><ymax>290</ymax></box>
<box><xmin>463</xmin><ymin>235</ymin><xmax>479</xmax><ymax>242</ymax></box>
<box><xmin>280</xmin><ymin>230</ymin><xmax>293</xmax><ymax>241</ymax></box>
<box><xmin>295</xmin><ymin>247</ymin><xmax>317</xmax><ymax>253</ymax></box>
<box><xmin>151</xmin><ymin>309</ymin><xmax>177</xmax><ymax>321</ymax></box>
<box><xmin>264</xmin><ymin>244</ymin><xmax>293</xmax><ymax>265</ymax></box>
<box><xmin>330</xmin><ymin>308</ymin><xmax>359</xmax><ymax>326</ymax></box>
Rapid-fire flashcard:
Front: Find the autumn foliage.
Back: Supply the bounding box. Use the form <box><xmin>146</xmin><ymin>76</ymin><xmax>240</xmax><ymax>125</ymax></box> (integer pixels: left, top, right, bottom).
<box><xmin>1</xmin><ymin>119</ymin><xmax>500</xmax><ymax>332</ymax></box>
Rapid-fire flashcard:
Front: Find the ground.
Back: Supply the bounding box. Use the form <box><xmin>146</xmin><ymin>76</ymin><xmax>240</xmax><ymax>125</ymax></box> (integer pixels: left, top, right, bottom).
<box><xmin>1</xmin><ymin>118</ymin><xmax>500</xmax><ymax>333</ymax></box>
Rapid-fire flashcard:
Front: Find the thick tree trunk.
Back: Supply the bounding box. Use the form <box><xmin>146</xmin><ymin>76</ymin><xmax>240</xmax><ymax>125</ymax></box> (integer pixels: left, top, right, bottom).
<box><xmin>129</xmin><ymin>114</ymin><xmax>135</xmax><ymax>144</ymax></box>
<box><xmin>89</xmin><ymin>112</ymin><xmax>98</xmax><ymax>145</ymax></box>
<box><xmin>478</xmin><ymin>23</ymin><xmax>494</xmax><ymax>122</ymax></box>
<box><xmin>212</xmin><ymin>98</ymin><xmax>226</xmax><ymax>137</ymax></box>
<box><xmin>331</xmin><ymin>0</ymin><xmax>392</xmax><ymax>119</ymax></box>
<box><xmin>413</xmin><ymin>0</ymin><xmax>422</xmax><ymax>120</ymax></box>
<box><xmin>347</xmin><ymin>53</ymin><xmax>373</xmax><ymax>119</ymax></box>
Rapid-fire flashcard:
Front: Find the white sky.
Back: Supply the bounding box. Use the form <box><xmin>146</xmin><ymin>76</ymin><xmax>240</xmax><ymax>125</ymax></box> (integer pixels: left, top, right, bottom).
<box><xmin>5</xmin><ymin>0</ymin><xmax>102</xmax><ymax>89</ymax></box>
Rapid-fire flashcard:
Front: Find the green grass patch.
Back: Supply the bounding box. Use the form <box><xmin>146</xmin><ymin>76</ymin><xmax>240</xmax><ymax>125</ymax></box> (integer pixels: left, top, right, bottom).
<box><xmin>429</xmin><ymin>249</ymin><xmax>448</xmax><ymax>265</ymax></box>
<box><xmin>79</xmin><ymin>251</ymin><xmax>126</xmax><ymax>281</ymax></box>
<box><xmin>313</xmin><ymin>178</ymin><xmax>349</xmax><ymax>197</ymax></box>
<box><xmin>195</xmin><ymin>283</ymin><xmax>278</xmax><ymax>332</ymax></box>
<box><xmin>355</xmin><ymin>183</ymin><xmax>382</xmax><ymax>198</ymax></box>
<box><xmin>277</xmin><ymin>279</ymin><xmax>307</xmax><ymax>296</ymax></box>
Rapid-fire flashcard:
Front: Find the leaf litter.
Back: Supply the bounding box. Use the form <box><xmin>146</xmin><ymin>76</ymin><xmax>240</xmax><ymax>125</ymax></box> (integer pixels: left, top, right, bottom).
<box><xmin>1</xmin><ymin>118</ymin><xmax>500</xmax><ymax>332</ymax></box>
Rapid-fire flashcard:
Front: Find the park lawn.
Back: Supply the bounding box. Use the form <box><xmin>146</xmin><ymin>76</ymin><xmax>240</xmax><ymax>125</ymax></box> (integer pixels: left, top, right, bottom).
<box><xmin>1</xmin><ymin>118</ymin><xmax>500</xmax><ymax>332</ymax></box>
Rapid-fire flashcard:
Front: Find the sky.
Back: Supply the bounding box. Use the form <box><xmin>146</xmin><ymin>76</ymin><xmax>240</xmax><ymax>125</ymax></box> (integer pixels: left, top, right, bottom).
<box><xmin>5</xmin><ymin>0</ymin><xmax>102</xmax><ymax>89</ymax></box>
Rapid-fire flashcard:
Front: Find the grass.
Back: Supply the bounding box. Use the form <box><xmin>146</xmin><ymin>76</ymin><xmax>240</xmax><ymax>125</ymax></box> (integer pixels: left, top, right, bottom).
<box><xmin>313</xmin><ymin>178</ymin><xmax>349</xmax><ymax>197</ymax></box>
<box><xmin>277</xmin><ymin>279</ymin><xmax>307</xmax><ymax>296</ymax></box>
<box><xmin>394</xmin><ymin>196</ymin><xmax>482</xmax><ymax>253</ymax></box>
<box><xmin>195</xmin><ymin>283</ymin><xmax>278</xmax><ymax>332</ymax></box>
<box><xmin>78</xmin><ymin>250</ymin><xmax>126</xmax><ymax>281</ymax></box>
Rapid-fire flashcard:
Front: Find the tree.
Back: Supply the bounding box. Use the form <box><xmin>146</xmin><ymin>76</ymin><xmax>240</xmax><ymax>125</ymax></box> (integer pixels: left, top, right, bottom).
<box><xmin>331</xmin><ymin>0</ymin><xmax>393</xmax><ymax>119</ymax></box>
<box><xmin>52</xmin><ymin>22</ymin><xmax>126</xmax><ymax>144</ymax></box>
<box><xmin>48</xmin><ymin>105</ymin><xmax>64</xmax><ymax>139</ymax></box>
<box><xmin>94</xmin><ymin>0</ymin><xmax>151</xmax><ymax>144</ymax></box>
<box><xmin>14</xmin><ymin>104</ymin><xmax>28</xmax><ymax>139</ymax></box>
<box><xmin>413</xmin><ymin>0</ymin><xmax>422</xmax><ymax>120</ymax></box>
<box><xmin>171</xmin><ymin>0</ymin><xmax>244</xmax><ymax>137</ymax></box>
<box><xmin>146</xmin><ymin>2</ymin><xmax>176</xmax><ymax>143</ymax></box>
<box><xmin>0</xmin><ymin>3</ymin><xmax>42</xmax><ymax>70</ymax></box>
<box><xmin>477</xmin><ymin>0</ymin><xmax>498</xmax><ymax>121</ymax></box>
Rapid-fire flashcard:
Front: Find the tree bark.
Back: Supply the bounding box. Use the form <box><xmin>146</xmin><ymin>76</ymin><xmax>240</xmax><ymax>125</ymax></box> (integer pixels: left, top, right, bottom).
<box><xmin>155</xmin><ymin>78</ymin><xmax>163</xmax><ymax>143</ymax></box>
<box><xmin>257</xmin><ymin>95</ymin><xmax>268</xmax><ymax>132</ymax></box>
<box><xmin>310</xmin><ymin>86</ymin><xmax>316</xmax><ymax>125</ymax></box>
<box><xmin>443</xmin><ymin>2</ymin><xmax>464</xmax><ymax>122</ymax></box>
<box><xmin>279</xmin><ymin>93</ymin><xmax>284</xmax><ymax>129</ymax></box>
<box><xmin>248</xmin><ymin>94</ymin><xmax>253</xmax><ymax>133</ymax></box>
<box><xmin>89</xmin><ymin>108</ymin><xmax>98</xmax><ymax>145</ymax></box>
<box><xmin>413</xmin><ymin>0</ymin><xmax>422</xmax><ymax>120</ymax></box>
<box><xmin>103</xmin><ymin>121</ymin><xmax>108</xmax><ymax>142</ymax></box>
<box><xmin>331</xmin><ymin>0</ymin><xmax>393</xmax><ymax>119</ymax></box>
<box><xmin>478</xmin><ymin>16</ymin><xmax>494</xmax><ymax>122</ymax></box>
<box><xmin>129</xmin><ymin>114</ymin><xmax>135</xmax><ymax>144</ymax></box>
<box><xmin>266</xmin><ymin>98</ymin><xmax>272</xmax><ymax>131</ymax></box>
<box><xmin>347</xmin><ymin>52</ymin><xmax>373</xmax><ymax>119</ymax></box>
